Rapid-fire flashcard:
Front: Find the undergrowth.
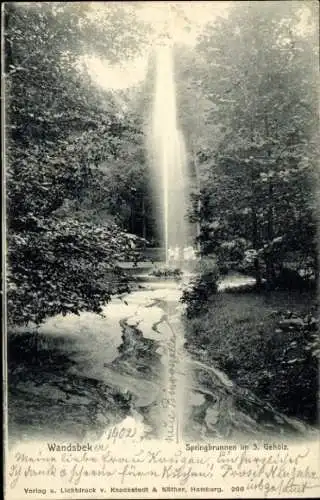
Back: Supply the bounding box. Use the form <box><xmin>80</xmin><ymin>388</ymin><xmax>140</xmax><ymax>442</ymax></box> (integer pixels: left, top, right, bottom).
<box><xmin>182</xmin><ymin>270</ymin><xmax>318</xmax><ymax>424</ymax></box>
<box><xmin>149</xmin><ymin>265</ymin><xmax>183</xmax><ymax>279</ymax></box>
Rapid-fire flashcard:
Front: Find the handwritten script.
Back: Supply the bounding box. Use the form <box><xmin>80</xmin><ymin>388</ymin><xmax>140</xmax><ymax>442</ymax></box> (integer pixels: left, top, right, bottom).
<box><xmin>6</xmin><ymin>438</ymin><xmax>320</xmax><ymax>498</ymax></box>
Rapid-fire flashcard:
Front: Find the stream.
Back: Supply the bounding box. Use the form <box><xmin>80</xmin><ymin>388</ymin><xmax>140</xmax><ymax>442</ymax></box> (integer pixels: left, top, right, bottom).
<box><xmin>9</xmin><ymin>276</ymin><xmax>315</xmax><ymax>445</ymax></box>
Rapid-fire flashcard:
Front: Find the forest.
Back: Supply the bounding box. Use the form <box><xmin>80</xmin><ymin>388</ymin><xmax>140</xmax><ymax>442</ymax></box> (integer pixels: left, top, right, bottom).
<box><xmin>5</xmin><ymin>1</ymin><xmax>319</xmax><ymax>434</ymax></box>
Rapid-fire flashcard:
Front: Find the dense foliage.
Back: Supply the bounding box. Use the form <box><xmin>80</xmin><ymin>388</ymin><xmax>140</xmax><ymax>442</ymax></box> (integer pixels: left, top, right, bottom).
<box><xmin>181</xmin><ymin>257</ymin><xmax>220</xmax><ymax>318</ymax></box>
<box><xmin>177</xmin><ymin>2</ymin><xmax>318</xmax><ymax>288</ymax></box>
<box><xmin>5</xmin><ymin>3</ymin><xmax>149</xmax><ymax>326</ymax></box>
<box><xmin>177</xmin><ymin>3</ymin><xmax>318</xmax><ymax>424</ymax></box>
<box><xmin>5</xmin><ymin>2</ymin><xmax>318</xmax><ymax>327</ymax></box>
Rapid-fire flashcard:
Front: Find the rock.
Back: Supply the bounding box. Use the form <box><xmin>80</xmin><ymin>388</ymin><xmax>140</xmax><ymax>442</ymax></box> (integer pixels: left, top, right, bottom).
<box><xmin>205</xmin><ymin>403</ymin><xmax>220</xmax><ymax>429</ymax></box>
<box><xmin>16</xmin><ymin>382</ymin><xmax>67</xmax><ymax>402</ymax></box>
<box><xmin>279</xmin><ymin>318</ymin><xmax>305</xmax><ymax>330</ymax></box>
<box><xmin>64</xmin><ymin>394</ymin><xmax>92</xmax><ymax>405</ymax></box>
<box><xmin>190</xmin><ymin>392</ymin><xmax>206</xmax><ymax>406</ymax></box>
<box><xmin>95</xmin><ymin>412</ymin><xmax>110</xmax><ymax>426</ymax></box>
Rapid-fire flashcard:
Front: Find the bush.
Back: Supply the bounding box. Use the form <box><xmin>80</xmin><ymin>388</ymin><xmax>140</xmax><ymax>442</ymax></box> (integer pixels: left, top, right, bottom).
<box><xmin>7</xmin><ymin>218</ymin><xmax>143</xmax><ymax>326</ymax></box>
<box><xmin>149</xmin><ymin>265</ymin><xmax>183</xmax><ymax>279</ymax></box>
<box><xmin>183</xmin><ymin>290</ymin><xmax>318</xmax><ymax>424</ymax></box>
<box><xmin>274</xmin><ymin>267</ymin><xmax>316</xmax><ymax>291</ymax></box>
<box><xmin>181</xmin><ymin>257</ymin><xmax>220</xmax><ymax>318</ymax></box>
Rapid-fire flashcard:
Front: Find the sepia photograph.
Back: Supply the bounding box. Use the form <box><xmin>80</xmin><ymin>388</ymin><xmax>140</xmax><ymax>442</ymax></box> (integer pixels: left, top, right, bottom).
<box><xmin>3</xmin><ymin>1</ymin><xmax>320</xmax><ymax>499</ymax></box>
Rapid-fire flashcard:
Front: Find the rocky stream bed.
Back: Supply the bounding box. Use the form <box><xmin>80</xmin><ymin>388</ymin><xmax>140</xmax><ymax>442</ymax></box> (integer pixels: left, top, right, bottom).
<box><xmin>8</xmin><ymin>276</ymin><xmax>316</xmax><ymax>446</ymax></box>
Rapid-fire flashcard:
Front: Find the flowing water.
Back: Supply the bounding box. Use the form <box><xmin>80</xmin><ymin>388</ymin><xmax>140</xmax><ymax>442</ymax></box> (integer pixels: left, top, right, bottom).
<box><xmin>150</xmin><ymin>43</ymin><xmax>192</xmax><ymax>262</ymax></box>
<box><xmin>96</xmin><ymin>279</ymin><xmax>315</xmax><ymax>442</ymax></box>
<box><xmin>9</xmin><ymin>277</ymin><xmax>315</xmax><ymax>445</ymax></box>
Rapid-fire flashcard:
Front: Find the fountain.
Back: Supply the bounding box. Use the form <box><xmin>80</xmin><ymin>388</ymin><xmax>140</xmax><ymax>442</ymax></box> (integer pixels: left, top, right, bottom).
<box><xmin>150</xmin><ymin>41</ymin><xmax>194</xmax><ymax>265</ymax></box>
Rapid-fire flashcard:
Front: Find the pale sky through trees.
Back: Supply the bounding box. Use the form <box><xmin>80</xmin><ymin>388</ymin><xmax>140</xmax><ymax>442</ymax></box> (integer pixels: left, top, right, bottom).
<box><xmin>83</xmin><ymin>1</ymin><xmax>230</xmax><ymax>90</ymax></box>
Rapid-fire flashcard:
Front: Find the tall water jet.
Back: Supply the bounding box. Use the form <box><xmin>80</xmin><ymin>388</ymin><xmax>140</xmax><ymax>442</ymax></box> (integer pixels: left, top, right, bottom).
<box><xmin>150</xmin><ymin>42</ymin><xmax>192</xmax><ymax>264</ymax></box>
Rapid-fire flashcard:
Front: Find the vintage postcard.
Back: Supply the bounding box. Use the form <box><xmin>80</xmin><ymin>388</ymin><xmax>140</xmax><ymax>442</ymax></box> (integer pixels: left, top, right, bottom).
<box><xmin>3</xmin><ymin>1</ymin><xmax>320</xmax><ymax>499</ymax></box>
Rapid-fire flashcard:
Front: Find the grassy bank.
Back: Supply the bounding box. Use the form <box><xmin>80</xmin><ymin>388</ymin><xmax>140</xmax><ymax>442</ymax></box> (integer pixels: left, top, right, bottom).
<box><xmin>183</xmin><ymin>288</ymin><xmax>318</xmax><ymax>425</ymax></box>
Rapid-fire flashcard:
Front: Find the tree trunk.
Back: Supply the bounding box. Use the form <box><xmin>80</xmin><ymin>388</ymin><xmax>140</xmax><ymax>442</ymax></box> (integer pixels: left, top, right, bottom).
<box><xmin>265</xmin><ymin>117</ymin><xmax>276</xmax><ymax>289</ymax></box>
<box><xmin>142</xmin><ymin>197</ymin><xmax>146</xmax><ymax>239</ymax></box>
<box><xmin>266</xmin><ymin>181</ymin><xmax>276</xmax><ymax>289</ymax></box>
<box><xmin>252</xmin><ymin>206</ymin><xmax>262</xmax><ymax>287</ymax></box>
<box><xmin>130</xmin><ymin>203</ymin><xmax>135</xmax><ymax>234</ymax></box>
<box><xmin>193</xmin><ymin>151</ymin><xmax>201</xmax><ymax>255</ymax></box>
<box><xmin>249</xmin><ymin>154</ymin><xmax>261</xmax><ymax>287</ymax></box>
